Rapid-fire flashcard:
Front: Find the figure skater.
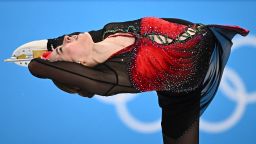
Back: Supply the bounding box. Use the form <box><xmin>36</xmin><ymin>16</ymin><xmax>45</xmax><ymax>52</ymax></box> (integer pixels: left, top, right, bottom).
<box><xmin>16</xmin><ymin>17</ymin><xmax>249</xmax><ymax>144</ymax></box>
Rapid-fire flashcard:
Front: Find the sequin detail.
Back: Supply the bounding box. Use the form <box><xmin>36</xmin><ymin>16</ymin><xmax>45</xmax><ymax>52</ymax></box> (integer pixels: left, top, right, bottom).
<box><xmin>143</xmin><ymin>24</ymin><xmax>203</xmax><ymax>45</ymax></box>
<box><xmin>102</xmin><ymin>17</ymin><xmax>214</xmax><ymax>93</ymax></box>
<box><xmin>127</xmin><ymin>17</ymin><xmax>214</xmax><ymax>92</ymax></box>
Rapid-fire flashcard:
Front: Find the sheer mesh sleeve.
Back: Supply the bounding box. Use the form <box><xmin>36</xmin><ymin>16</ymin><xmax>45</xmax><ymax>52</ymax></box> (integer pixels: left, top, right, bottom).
<box><xmin>28</xmin><ymin>53</ymin><xmax>139</xmax><ymax>98</ymax></box>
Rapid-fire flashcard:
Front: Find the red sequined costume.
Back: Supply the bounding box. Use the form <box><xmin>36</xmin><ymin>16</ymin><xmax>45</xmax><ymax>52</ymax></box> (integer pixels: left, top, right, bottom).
<box><xmin>111</xmin><ymin>17</ymin><xmax>213</xmax><ymax>93</ymax></box>
<box><xmin>29</xmin><ymin>17</ymin><xmax>249</xmax><ymax>144</ymax></box>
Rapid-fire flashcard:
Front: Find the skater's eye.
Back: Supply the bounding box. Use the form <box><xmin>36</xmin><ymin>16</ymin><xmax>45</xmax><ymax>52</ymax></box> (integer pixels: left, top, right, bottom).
<box><xmin>59</xmin><ymin>46</ymin><xmax>63</xmax><ymax>53</ymax></box>
<box><xmin>56</xmin><ymin>46</ymin><xmax>64</xmax><ymax>55</ymax></box>
<box><xmin>56</xmin><ymin>47</ymin><xmax>60</xmax><ymax>55</ymax></box>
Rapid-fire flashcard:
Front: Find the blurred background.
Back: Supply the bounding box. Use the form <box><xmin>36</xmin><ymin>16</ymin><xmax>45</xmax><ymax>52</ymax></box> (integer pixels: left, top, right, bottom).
<box><xmin>0</xmin><ymin>0</ymin><xmax>255</xmax><ymax>144</ymax></box>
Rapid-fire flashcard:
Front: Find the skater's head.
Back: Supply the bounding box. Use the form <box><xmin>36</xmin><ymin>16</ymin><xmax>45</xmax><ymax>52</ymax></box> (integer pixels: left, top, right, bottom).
<box><xmin>47</xmin><ymin>32</ymin><xmax>94</xmax><ymax>64</ymax></box>
<box><xmin>47</xmin><ymin>32</ymin><xmax>82</xmax><ymax>51</ymax></box>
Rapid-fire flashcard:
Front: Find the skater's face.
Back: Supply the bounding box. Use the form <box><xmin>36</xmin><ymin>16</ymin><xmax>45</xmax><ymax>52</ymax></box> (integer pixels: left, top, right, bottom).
<box><xmin>48</xmin><ymin>32</ymin><xmax>94</xmax><ymax>63</ymax></box>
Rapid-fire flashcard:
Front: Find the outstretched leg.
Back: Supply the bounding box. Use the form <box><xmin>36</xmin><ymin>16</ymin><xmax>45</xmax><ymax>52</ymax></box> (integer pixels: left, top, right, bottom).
<box><xmin>162</xmin><ymin>119</ymin><xmax>199</xmax><ymax>144</ymax></box>
<box><xmin>157</xmin><ymin>90</ymin><xmax>200</xmax><ymax>144</ymax></box>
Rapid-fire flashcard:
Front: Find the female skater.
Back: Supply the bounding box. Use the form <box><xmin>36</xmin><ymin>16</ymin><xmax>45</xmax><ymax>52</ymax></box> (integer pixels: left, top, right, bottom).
<box><xmin>27</xmin><ymin>17</ymin><xmax>249</xmax><ymax>144</ymax></box>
